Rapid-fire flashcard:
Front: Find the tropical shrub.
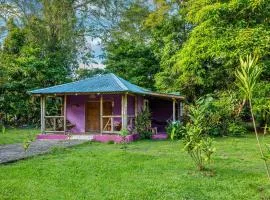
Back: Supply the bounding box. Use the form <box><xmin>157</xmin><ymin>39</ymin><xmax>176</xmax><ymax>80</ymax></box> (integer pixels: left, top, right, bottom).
<box><xmin>253</xmin><ymin>82</ymin><xmax>270</xmax><ymax>129</ymax></box>
<box><xmin>194</xmin><ymin>92</ymin><xmax>245</xmax><ymax>137</ymax></box>
<box><xmin>183</xmin><ymin>102</ymin><xmax>215</xmax><ymax>171</ymax></box>
<box><xmin>135</xmin><ymin>109</ymin><xmax>152</xmax><ymax>139</ymax></box>
<box><xmin>166</xmin><ymin>121</ymin><xmax>185</xmax><ymax>140</ymax></box>
<box><xmin>228</xmin><ymin>122</ymin><xmax>247</xmax><ymax>137</ymax></box>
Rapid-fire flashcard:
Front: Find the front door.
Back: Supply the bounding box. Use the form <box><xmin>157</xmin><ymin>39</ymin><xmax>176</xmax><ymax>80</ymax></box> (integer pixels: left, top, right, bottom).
<box><xmin>86</xmin><ymin>102</ymin><xmax>100</xmax><ymax>132</ymax></box>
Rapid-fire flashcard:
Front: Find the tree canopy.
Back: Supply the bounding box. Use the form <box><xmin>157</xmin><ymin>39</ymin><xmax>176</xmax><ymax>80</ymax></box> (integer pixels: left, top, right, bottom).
<box><xmin>168</xmin><ymin>0</ymin><xmax>270</xmax><ymax>100</ymax></box>
<box><xmin>0</xmin><ymin>0</ymin><xmax>270</xmax><ymax>125</ymax></box>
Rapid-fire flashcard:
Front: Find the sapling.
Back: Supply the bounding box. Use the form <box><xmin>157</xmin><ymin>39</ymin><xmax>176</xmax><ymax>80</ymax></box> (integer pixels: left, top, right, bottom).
<box><xmin>120</xmin><ymin>129</ymin><xmax>129</xmax><ymax>150</ymax></box>
<box><xmin>183</xmin><ymin>103</ymin><xmax>215</xmax><ymax>171</ymax></box>
<box><xmin>235</xmin><ymin>54</ymin><xmax>270</xmax><ymax>180</ymax></box>
<box><xmin>23</xmin><ymin>135</ymin><xmax>34</xmax><ymax>152</ymax></box>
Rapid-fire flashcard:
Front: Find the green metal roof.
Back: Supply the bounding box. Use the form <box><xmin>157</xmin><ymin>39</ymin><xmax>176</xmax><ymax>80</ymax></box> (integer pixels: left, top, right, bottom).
<box><xmin>30</xmin><ymin>73</ymin><xmax>184</xmax><ymax>99</ymax></box>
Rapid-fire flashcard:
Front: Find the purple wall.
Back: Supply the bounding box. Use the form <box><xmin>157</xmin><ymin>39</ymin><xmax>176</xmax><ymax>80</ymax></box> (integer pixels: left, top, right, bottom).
<box><xmin>66</xmin><ymin>94</ymin><xmax>140</xmax><ymax>133</ymax></box>
<box><xmin>127</xmin><ymin>95</ymin><xmax>135</xmax><ymax>115</ymax></box>
<box><xmin>67</xmin><ymin>95</ymin><xmax>87</xmax><ymax>133</ymax></box>
<box><xmin>66</xmin><ymin>93</ymin><xmax>172</xmax><ymax>134</ymax></box>
<box><xmin>137</xmin><ymin>96</ymin><xmax>144</xmax><ymax>112</ymax></box>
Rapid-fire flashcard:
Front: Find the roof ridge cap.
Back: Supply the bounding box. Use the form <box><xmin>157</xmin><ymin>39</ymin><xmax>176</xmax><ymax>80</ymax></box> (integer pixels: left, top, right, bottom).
<box><xmin>111</xmin><ymin>73</ymin><xmax>128</xmax><ymax>91</ymax></box>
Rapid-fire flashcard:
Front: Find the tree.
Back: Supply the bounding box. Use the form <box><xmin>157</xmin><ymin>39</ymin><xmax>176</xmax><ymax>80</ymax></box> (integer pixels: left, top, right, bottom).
<box><xmin>164</xmin><ymin>0</ymin><xmax>270</xmax><ymax>101</ymax></box>
<box><xmin>0</xmin><ymin>0</ymin><xmax>135</xmax><ymax>125</ymax></box>
<box><xmin>0</xmin><ymin>0</ymin><xmax>83</xmax><ymax>125</ymax></box>
<box><xmin>75</xmin><ymin>68</ymin><xmax>107</xmax><ymax>80</ymax></box>
<box><xmin>104</xmin><ymin>1</ymin><xmax>160</xmax><ymax>90</ymax></box>
<box><xmin>144</xmin><ymin>0</ymin><xmax>188</xmax><ymax>92</ymax></box>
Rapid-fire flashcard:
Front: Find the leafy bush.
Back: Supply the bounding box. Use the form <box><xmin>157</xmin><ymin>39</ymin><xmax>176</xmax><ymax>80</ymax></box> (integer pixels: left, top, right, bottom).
<box><xmin>166</xmin><ymin>121</ymin><xmax>185</xmax><ymax>140</ymax></box>
<box><xmin>135</xmin><ymin>109</ymin><xmax>152</xmax><ymax>139</ymax></box>
<box><xmin>195</xmin><ymin>92</ymin><xmax>244</xmax><ymax>137</ymax></box>
<box><xmin>228</xmin><ymin>122</ymin><xmax>247</xmax><ymax>136</ymax></box>
<box><xmin>183</xmin><ymin>101</ymin><xmax>215</xmax><ymax>171</ymax></box>
<box><xmin>253</xmin><ymin>82</ymin><xmax>270</xmax><ymax>128</ymax></box>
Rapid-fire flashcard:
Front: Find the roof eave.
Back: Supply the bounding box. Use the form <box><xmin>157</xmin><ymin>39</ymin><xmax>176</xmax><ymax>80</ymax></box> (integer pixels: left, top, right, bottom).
<box><xmin>30</xmin><ymin>90</ymin><xmax>132</xmax><ymax>96</ymax></box>
<box><xmin>146</xmin><ymin>92</ymin><xmax>185</xmax><ymax>100</ymax></box>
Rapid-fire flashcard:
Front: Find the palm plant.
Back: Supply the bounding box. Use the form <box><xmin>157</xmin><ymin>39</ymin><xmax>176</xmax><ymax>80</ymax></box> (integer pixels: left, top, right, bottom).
<box><xmin>235</xmin><ymin>54</ymin><xmax>270</xmax><ymax>180</ymax></box>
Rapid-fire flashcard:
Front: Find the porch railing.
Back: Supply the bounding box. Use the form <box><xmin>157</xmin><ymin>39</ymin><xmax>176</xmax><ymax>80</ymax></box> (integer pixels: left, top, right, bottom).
<box><xmin>102</xmin><ymin>115</ymin><xmax>136</xmax><ymax>133</ymax></box>
<box><xmin>44</xmin><ymin>116</ymin><xmax>64</xmax><ymax>133</ymax></box>
<box><xmin>102</xmin><ymin>115</ymin><xmax>121</xmax><ymax>133</ymax></box>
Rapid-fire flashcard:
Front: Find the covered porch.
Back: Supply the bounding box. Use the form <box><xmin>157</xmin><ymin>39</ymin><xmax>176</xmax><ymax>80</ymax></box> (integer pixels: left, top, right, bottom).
<box><xmin>39</xmin><ymin>93</ymin><xmax>141</xmax><ymax>135</ymax></box>
<box><xmin>30</xmin><ymin>73</ymin><xmax>184</xmax><ymax>141</ymax></box>
<box><xmin>38</xmin><ymin>93</ymin><xmax>183</xmax><ymax>135</ymax></box>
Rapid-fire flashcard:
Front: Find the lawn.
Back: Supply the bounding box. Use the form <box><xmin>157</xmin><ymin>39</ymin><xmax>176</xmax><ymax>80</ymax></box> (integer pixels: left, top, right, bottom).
<box><xmin>0</xmin><ymin>134</ymin><xmax>270</xmax><ymax>199</ymax></box>
<box><xmin>0</xmin><ymin>128</ymin><xmax>39</xmax><ymax>145</ymax></box>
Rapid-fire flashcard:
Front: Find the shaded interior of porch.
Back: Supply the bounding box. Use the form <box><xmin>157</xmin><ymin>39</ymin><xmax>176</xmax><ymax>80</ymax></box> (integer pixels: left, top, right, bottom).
<box><xmin>39</xmin><ymin>93</ymin><xmax>183</xmax><ymax>135</ymax></box>
<box><xmin>40</xmin><ymin>93</ymin><xmax>142</xmax><ymax>134</ymax></box>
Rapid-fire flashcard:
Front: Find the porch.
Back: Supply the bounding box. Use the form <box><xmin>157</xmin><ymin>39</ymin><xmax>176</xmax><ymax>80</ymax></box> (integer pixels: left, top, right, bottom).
<box><xmin>38</xmin><ymin>93</ymin><xmax>183</xmax><ymax>136</ymax></box>
<box><xmin>30</xmin><ymin>73</ymin><xmax>184</xmax><ymax>141</ymax></box>
<box><xmin>39</xmin><ymin>93</ymin><xmax>139</xmax><ymax>135</ymax></box>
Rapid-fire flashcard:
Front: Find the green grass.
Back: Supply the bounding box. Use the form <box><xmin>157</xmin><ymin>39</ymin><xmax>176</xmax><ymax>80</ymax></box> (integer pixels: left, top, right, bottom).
<box><xmin>0</xmin><ymin>128</ymin><xmax>39</xmax><ymax>145</ymax></box>
<box><xmin>0</xmin><ymin>134</ymin><xmax>270</xmax><ymax>199</ymax></box>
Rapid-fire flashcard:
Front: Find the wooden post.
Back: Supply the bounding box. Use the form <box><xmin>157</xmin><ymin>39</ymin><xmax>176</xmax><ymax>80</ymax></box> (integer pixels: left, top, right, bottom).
<box><xmin>123</xmin><ymin>94</ymin><xmax>128</xmax><ymax>129</ymax></box>
<box><xmin>121</xmin><ymin>95</ymin><xmax>124</xmax><ymax>130</ymax></box>
<box><xmin>180</xmin><ymin>101</ymin><xmax>184</xmax><ymax>119</ymax></box>
<box><xmin>53</xmin><ymin>117</ymin><xmax>56</xmax><ymax>131</ymax></box>
<box><xmin>63</xmin><ymin>95</ymin><xmax>67</xmax><ymax>134</ymax></box>
<box><xmin>41</xmin><ymin>95</ymin><xmax>46</xmax><ymax>134</ymax></box>
<box><xmin>173</xmin><ymin>99</ymin><xmax>176</xmax><ymax>122</ymax></box>
<box><xmin>40</xmin><ymin>96</ymin><xmax>44</xmax><ymax>134</ymax></box>
<box><xmin>100</xmin><ymin>95</ymin><xmax>103</xmax><ymax>134</ymax></box>
<box><xmin>111</xmin><ymin>117</ymin><xmax>114</xmax><ymax>132</ymax></box>
<box><xmin>121</xmin><ymin>94</ymin><xmax>128</xmax><ymax>130</ymax></box>
<box><xmin>134</xmin><ymin>96</ymin><xmax>138</xmax><ymax>117</ymax></box>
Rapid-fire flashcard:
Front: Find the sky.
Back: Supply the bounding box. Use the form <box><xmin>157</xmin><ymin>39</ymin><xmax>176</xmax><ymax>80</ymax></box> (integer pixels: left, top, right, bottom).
<box><xmin>86</xmin><ymin>37</ymin><xmax>105</xmax><ymax>69</ymax></box>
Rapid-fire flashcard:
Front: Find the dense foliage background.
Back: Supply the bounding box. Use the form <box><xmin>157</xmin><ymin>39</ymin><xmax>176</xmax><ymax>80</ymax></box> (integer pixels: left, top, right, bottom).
<box><xmin>0</xmin><ymin>0</ymin><xmax>269</xmax><ymax>131</ymax></box>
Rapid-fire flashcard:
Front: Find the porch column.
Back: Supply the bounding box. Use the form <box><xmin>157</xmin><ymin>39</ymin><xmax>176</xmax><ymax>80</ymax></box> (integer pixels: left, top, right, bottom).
<box><xmin>40</xmin><ymin>95</ymin><xmax>45</xmax><ymax>134</ymax></box>
<box><xmin>180</xmin><ymin>101</ymin><xmax>184</xmax><ymax>119</ymax></box>
<box><xmin>100</xmin><ymin>95</ymin><xmax>103</xmax><ymax>134</ymax></box>
<box><xmin>122</xmin><ymin>93</ymin><xmax>128</xmax><ymax>129</ymax></box>
<box><xmin>134</xmin><ymin>96</ymin><xmax>138</xmax><ymax>117</ymax></box>
<box><xmin>63</xmin><ymin>95</ymin><xmax>67</xmax><ymax>134</ymax></box>
<box><xmin>172</xmin><ymin>98</ymin><xmax>176</xmax><ymax>122</ymax></box>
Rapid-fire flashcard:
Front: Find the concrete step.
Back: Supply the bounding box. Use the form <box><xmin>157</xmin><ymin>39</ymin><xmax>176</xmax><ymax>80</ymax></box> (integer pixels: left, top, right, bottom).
<box><xmin>70</xmin><ymin>135</ymin><xmax>94</xmax><ymax>140</ymax></box>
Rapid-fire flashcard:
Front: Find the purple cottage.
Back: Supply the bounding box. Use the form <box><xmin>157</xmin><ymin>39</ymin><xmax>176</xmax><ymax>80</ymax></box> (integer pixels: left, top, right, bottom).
<box><xmin>30</xmin><ymin>73</ymin><xmax>184</xmax><ymax>142</ymax></box>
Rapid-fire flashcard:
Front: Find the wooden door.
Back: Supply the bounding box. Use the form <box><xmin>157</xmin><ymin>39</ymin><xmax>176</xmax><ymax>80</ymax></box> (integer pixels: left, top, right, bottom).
<box><xmin>86</xmin><ymin>102</ymin><xmax>100</xmax><ymax>132</ymax></box>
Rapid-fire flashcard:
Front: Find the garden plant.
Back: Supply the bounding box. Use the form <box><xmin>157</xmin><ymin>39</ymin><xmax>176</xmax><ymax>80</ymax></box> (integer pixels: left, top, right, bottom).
<box><xmin>235</xmin><ymin>54</ymin><xmax>270</xmax><ymax>181</ymax></box>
